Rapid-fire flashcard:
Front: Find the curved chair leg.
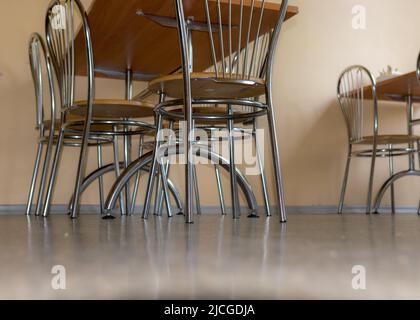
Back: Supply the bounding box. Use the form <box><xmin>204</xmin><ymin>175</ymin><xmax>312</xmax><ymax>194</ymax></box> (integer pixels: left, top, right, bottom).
<box><xmin>142</xmin><ymin>114</ymin><xmax>163</xmax><ymax>219</ymax></box>
<box><xmin>227</xmin><ymin>106</ymin><xmax>240</xmax><ymax>219</ymax></box>
<box><xmin>254</xmin><ymin>119</ymin><xmax>270</xmax><ymax>217</ymax></box>
<box><xmin>366</xmin><ymin>150</ymin><xmax>377</xmax><ymax>214</ymax></box>
<box><xmin>338</xmin><ymin>145</ymin><xmax>352</xmax><ymax>214</ymax></box>
<box><xmin>42</xmin><ymin>129</ymin><xmax>65</xmax><ymax>217</ymax></box>
<box><xmin>374</xmin><ymin>170</ymin><xmax>420</xmax><ymax>212</ymax></box>
<box><xmin>388</xmin><ymin>144</ymin><xmax>396</xmax><ymax>214</ymax></box>
<box><xmin>26</xmin><ymin>141</ymin><xmax>44</xmax><ymax>215</ymax></box>
<box><xmin>266</xmin><ymin>106</ymin><xmax>287</xmax><ymax>222</ymax></box>
<box><xmin>105</xmin><ymin>146</ymin><xmax>258</xmax><ymax>216</ymax></box>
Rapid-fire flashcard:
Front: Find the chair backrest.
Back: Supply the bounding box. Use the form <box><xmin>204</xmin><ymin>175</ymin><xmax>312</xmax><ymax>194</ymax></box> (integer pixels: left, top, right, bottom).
<box><xmin>45</xmin><ymin>0</ymin><xmax>94</xmax><ymax>112</ymax></box>
<box><xmin>29</xmin><ymin>34</ymin><xmax>46</xmax><ymax>128</ymax></box>
<box><xmin>196</xmin><ymin>0</ymin><xmax>289</xmax><ymax>80</ymax></box>
<box><xmin>28</xmin><ymin>33</ymin><xmax>57</xmax><ymax>129</ymax></box>
<box><xmin>337</xmin><ymin>65</ymin><xmax>378</xmax><ymax>144</ymax></box>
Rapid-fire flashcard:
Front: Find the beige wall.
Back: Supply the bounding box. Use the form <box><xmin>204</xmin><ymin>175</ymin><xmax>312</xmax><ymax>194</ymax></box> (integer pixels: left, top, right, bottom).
<box><xmin>1</xmin><ymin>0</ymin><xmax>420</xmax><ymax>209</ymax></box>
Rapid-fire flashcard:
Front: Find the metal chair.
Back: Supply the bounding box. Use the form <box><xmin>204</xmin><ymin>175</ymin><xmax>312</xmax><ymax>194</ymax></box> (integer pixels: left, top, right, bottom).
<box><xmin>26</xmin><ymin>33</ymin><xmax>116</xmax><ymax>216</ymax></box>
<box><xmin>337</xmin><ymin>65</ymin><xmax>420</xmax><ymax>214</ymax></box>
<box><xmin>142</xmin><ymin>0</ymin><xmax>290</xmax><ymax>223</ymax></box>
<box><xmin>42</xmin><ymin>0</ymin><xmax>155</xmax><ymax>218</ymax></box>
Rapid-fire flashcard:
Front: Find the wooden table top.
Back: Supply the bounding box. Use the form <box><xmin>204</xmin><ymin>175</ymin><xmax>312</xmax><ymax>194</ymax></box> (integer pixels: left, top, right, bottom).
<box><xmin>74</xmin><ymin>0</ymin><xmax>299</xmax><ymax>80</ymax></box>
<box><xmin>363</xmin><ymin>71</ymin><xmax>420</xmax><ymax>102</ymax></box>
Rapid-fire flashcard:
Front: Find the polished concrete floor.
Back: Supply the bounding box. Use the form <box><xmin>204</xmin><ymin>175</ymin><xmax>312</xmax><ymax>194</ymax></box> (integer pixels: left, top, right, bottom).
<box><xmin>0</xmin><ymin>213</ymin><xmax>419</xmax><ymax>299</ymax></box>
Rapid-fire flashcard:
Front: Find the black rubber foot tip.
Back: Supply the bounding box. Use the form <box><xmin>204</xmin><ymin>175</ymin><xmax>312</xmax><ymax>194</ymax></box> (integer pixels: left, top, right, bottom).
<box><xmin>280</xmin><ymin>220</ymin><xmax>287</xmax><ymax>224</ymax></box>
<box><xmin>247</xmin><ymin>214</ymin><xmax>260</xmax><ymax>219</ymax></box>
<box><xmin>176</xmin><ymin>211</ymin><xmax>184</xmax><ymax>216</ymax></box>
<box><xmin>102</xmin><ymin>215</ymin><xmax>116</xmax><ymax>220</ymax></box>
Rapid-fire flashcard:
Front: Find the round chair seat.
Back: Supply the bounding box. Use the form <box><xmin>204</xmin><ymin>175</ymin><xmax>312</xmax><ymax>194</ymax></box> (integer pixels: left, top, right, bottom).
<box><xmin>353</xmin><ymin>134</ymin><xmax>420</xmax><ymax>145</ymax></box>
<box><xmin>148</xmin><ymin>72</ymin><xmax>266</xmax><ymax>99</ymax></box>
<box><xmin>69</xmin><ymin>99</ymin><xmax>155</xmax><ymax>119</ymax></box>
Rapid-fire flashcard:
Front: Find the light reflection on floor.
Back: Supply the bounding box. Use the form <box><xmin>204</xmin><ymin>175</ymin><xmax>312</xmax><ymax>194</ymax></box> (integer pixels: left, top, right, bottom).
<box><xmin>0</xmin><ymin>213</ymin><xmax>419</xmax><ymax>299</ymax></box>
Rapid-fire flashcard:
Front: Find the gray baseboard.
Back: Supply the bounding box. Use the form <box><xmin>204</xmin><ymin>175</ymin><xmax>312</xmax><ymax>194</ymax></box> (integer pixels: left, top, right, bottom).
<box><xmin>0</xmin><ymin>205</ymin><xmax>418</xmax><ymax>215</ymax></box>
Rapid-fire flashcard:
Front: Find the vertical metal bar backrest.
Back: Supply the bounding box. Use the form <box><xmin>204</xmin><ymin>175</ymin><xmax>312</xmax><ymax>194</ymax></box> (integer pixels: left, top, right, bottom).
<box><xmin>45</xmin><ymin>0</ymin><xmax>94</xmax><ymax>112</ymax></box>
<box><xmin>204</xmin><ymin>0</ymin><xmax>289</xmax><ymax>80</ymax></box>
<box><xmin>29</xmin><ymin>34</ymin><xmax>46</xmax><ymax>129</ymax></box>
<box><xmin>417</xmin><ymin>51</ymin><xmax>420</xmax><ymax>83</ymax></box>
<box><xmin>337</xmin><ymin>65</ymin><xmax>378</xmax><ymax>143</ymax></box>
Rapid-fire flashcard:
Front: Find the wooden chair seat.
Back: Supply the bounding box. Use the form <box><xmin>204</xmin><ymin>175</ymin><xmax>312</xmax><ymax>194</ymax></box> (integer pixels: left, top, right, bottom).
<box><xmin>42</xmin><ymin>115</ymin><xmax>116</xmax><ymax>133</ymax></box>
<box><xmin>148</xmin><ymin>72</ymin><xmax>266</xmax><ymax>99</ymax></box>
<box><xmin>167</xmin><ymin>106</ymin><xmax>255</xmax><ymax>125</ymax></box>
<box><xmin>353</xmin><ymin>135</ymin><xmax>420</xmax><ymax>145</ymax></box>
<box><xmin>69</xmin><ymin>99</ymin><xmax>155</xmax><ymax>119</ymax></box>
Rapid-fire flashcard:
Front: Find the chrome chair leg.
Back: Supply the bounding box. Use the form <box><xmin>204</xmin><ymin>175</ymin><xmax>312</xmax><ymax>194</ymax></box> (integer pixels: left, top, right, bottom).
<box><xmin>210</xmin><ymin>139</ymin><xmax>226</xmax><ymax>215</ymax></box>
<box><xmin>42</xmin><ymin>128</ymin><xmax>65</xmax><ymax>217</ymax></box>
<box><xmin>130</xmin><ymin>135</ymin><xmax>145</xmax><ymax>214</ymax></box>
<box><xmin>214</xmin><ymin>163</ymin><xmax>226</xmax><ymax>215</ymax></box>
<box><xmin>227</xmin><ymin>106</ymin><xmax>240</xmax><ymax>219</ymax></box>
<box><xmin>193</xmin><ymin>164</ymin><xmax>201</xmax><ymax>215</ymax></box>
<box><xmin>366</xmin><ymin>150</ymin><xmax>377</xmax><ymax>214</ymax></box>
<box><xmin>153</xmin><ymin>169</ymin><xmax>163</xmax><ymax>216</ymax></box>
<box><xmin>266</xmin><ymin>107</ymin><xmax>287</xmax><ymax>222</ymax></box>
<box><xmin>254</xmin><ymin>119</ymin><xmax>271</xmax><ymax>217</ymax></box>
<box><xmin>388</xmin><ymin>144</ymin><xmax>396</xmax><ymax>214</ymax></box>
<box><xmin>338</xmin><ymin>145</ymin><xmax>352</xmax><ymax>214</ymax></box>
<box><xmin>35</xmin><ymin>128</ymin><xmax>56</xmax><ymax>216</ymax></box>
<box><xmin>123</xmin><ymin>132</ymin><xmax>132</xmax><ymax>215</ymax></box>
<box><xmin>417</xmin><ymin>140</ymin><xmax>420</xmax><ymax>215</ymax></box>
<box><xmin>142</xmin><ymin>114</ymin><xmax>163</xmax><ymax>219</ymax></box>
<box><xmin>156</xmin><ymin>120</ymin><xmax>176</xmax><ymax>216</ymax></box>
<box><xmin>97</xmin><ymin>143</ymin><xmax>105</xmax><ymax>214</ymax></box>
<box><xmin>113</xmin><ymin>134</ymin><xmax>126</xmax><ymax>216</ymax></box>
<box><xmin>159</xmin><ymin>161</ymin><xmax>173</xmax><ymax>217</ymax></box>
<box><xmin>26</xmin><ymin>141</ymin><xmax>44</xmax><ymax>215</ymax></box>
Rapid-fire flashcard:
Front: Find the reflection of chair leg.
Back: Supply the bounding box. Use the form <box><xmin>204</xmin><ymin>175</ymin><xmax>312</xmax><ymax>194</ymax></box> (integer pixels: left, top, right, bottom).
<box><xmin>254</xmin><ymin>119</ymin><xmax>270</xmax><ymax>217</ymax></box>
<box><xmin>142</xmin><ymin>115</ymin><xmax>163</xmax><ymax>219</ymax></box>
<box><xmin>42</xmin><ymin>129</ymin><xmax>65</xmax><ymax>217</ymax></box>
<box><xmin>26</xmin><ymin>141</ymin><xmax>44</xmax><ymax>215</ymax></box>
<box><xmin>97</xmin><ymin>143</ymin><xmax>105</xmax><ymax>214</ymax></box>
<box><xmin>338</xmin><ymin>145</ymin><xmax>352</xmax><ymax>214</ymax></box>
<box><xmin>227</xmin><ymin>106</ymin><xmax>240</xmax><ymax>219</ymax></box>
<box><xmin>388</xmin><ymin>144</ymin><xmax>396</xmax><ymax>214</ymax></box>
<box><xmin>113</xmin><ymin>134</ymin><xmax>126</xmax><ymax>216</ymax></box>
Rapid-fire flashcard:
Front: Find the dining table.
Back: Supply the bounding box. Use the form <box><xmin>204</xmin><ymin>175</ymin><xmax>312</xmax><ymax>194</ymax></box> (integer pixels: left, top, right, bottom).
<box><xmin>363</xmin><ymin>71</ymin><xmax>420</xmax><ymax>211</ymax></box>
<box><xmin>74</xmin><ymin>0</ymin><xmax>299</xmax><ymax>94</ymax></box>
